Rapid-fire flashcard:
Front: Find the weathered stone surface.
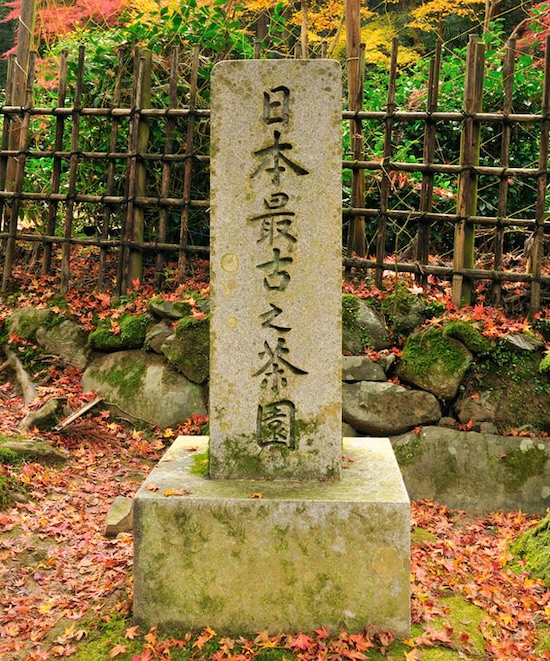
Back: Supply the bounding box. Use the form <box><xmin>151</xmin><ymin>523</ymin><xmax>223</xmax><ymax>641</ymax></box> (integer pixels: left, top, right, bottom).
<box><xmin>19</xmin><ymin>398</ymin><xmax>63</xmax><ymax>432</ymax></box>
<box><xmin>393</xmin><ymin>426</ymin><xmax>550</xmax><ymax>514</ymax></box>
<box><xmin>342</xmin><ymin>422</ymin><xmax>358</xmax><ymax>437</ymax></box>
<box><xmin>134</xmin><ymin>436</ymin><xmax>410</xmax><ymax>636</ymax></box>
<box><xmin>36</xmin><ymin>319</ymin><xmax>89</xmax><ymax>369</ymax></box>
<box><xmin>88</xmin><ymin>313</ymin><xmax>148</xmax><ymax>352</ymax></box>
<box><xmin>105</xmin><ymin>496</ymin><xmax>134</xmax><ymax>537</ymax></box>
<box><xmin>376</xmin><ymin>352</ymin><xmax>396</xmax><ymax>374</ymax></box>
<box><xmin>82</xmin><ymin>350</ymin><xmax>206</xmax><ymax>428</ymax></box>
<box><xmin>397</xmin><ymin>329</ymin><xmax>473</xmax><ymax>400</ymax></box>
<box><xmin>7</xmin><ymin>307</ymin><xmax>52</xmax><ymax>341</ymax></box>
<box><xmin>161</xmin><ymin>318</ymin><xmax>209</xmax><ymax>384</ymax></box>
<box><xmin>343</xmin><ymin>297</ymin><xmax>392</xmax><ymax>353</ymax></box>
<box><xmin>342</xmin><ymin>381</ymin><xmax>441</xmax><ymax>435</ymax></box>
<box><xmin>342</xmin><ymin>355</ymin><xmax>386</xmax><ymax>382</ymax></box>
<box><xmin>210</xmin><ymin>60</ymin><xmax>342</xmax><ymax>480</ymax></box>
<box><xmin>144</xmin><ymin>320</ymin><xmax>174</xmax><ymax>354</ymax></box>
<box><xmin>455</xmin><ymin>389</ymin><xmax>498</xmax><ymax>426</ymax></box>
<box><xmin>149</xmin><ymin>299</ymin><xmax>191</xmax><ymax>320</ymax></box>
<box><xmin>0</xmin><ymin>437</ymin><xmax>67</xmax><ymax>464</ymax></box>
<box><xmin>504</xmin><ymin>333</ymin><xmax>544</xmax><ymax>351</ymax></box>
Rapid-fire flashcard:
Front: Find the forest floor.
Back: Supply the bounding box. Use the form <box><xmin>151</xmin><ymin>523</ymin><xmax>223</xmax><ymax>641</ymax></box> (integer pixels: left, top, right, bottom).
<box><xmin>0</xmin><ymin>251</ymin><xmax>549</xmax><ymax>659</ymax></box>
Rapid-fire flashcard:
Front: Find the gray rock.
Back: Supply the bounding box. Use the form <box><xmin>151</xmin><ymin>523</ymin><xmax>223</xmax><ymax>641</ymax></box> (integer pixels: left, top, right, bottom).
<box><xmin>342</xmin><ymin>297</ymin><xmax>392</xmax><ymax>353</ymax></box>
<box><xmin>105</xmin><ymin>496</ymin><xmax>134</xmax><ymax>537</ymax></box>
<box><xmin>82</xmin><ymin>350</ymin><xmax>206</xmax><ymax>428</ymax></box>
<box><xmin>19</xmin><ymin>398</ymin><xmax>63</xmax><ymax>432</ymax></box>
<box><xmin>504</xmin><ymin>333</ymin><xmax>544</xmax><ymax>352</ymax></box>
<box><xmin>376</xmin><ymin>352</ymin><xmax>396</xmax><ymax>373</ymax></box>
<box><xmin>36</xmin><ymin>319</ymin><xmax>89</xmax><ymax>370</ymax></box>
<box><xmin>149</xmin><ymin>299</ymin><xmax>191</xmax><ymax>320</ymax></box>
<box><xmin>438</xmin><ymin>416</ymin><xmax>458</xmax><ymax>428</ymax></box>
<box><xmin>342</xmin><ymin>355</ymin><xmax>386</xmax><ymax>382</ymax></box>
<box><xmin>160</xmin><ymin>318</ymin><xmax>209</xmax><ymax>384</ymax></box>
<box><xmin>397</xmin><ymin>329</ymin><xmax>473</xmax><ymax>400</ymax></box>
<box><xmin>342</xmin><ymin>381</ymin><xmax>441</xmax><ymax>435</ymax></box>
<box><xmin>393</xmin><ymin>426</ymin><xmax>550</xmax><ymax>514</ymax></box>
<box><xmin>6</xmin><ymin>307</ymin><xmax>52</xmax><ymax>341</ymax></box>
<box><xmin>144</xmin><ymin>320</ymin><xmax>174</xmax><ymax>354</ymax></box>
<box><xmin>455</xmin><ymin>389</ymin><xmax>498</xmax><ymax>426</ymax></box>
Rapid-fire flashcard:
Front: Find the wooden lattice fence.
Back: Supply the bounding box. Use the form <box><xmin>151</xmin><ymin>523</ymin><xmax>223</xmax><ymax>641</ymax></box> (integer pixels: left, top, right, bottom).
<box><xmin>0</xmin><ymin>37</ymin><xmax>549</xmax><ymax>311</ymax></box>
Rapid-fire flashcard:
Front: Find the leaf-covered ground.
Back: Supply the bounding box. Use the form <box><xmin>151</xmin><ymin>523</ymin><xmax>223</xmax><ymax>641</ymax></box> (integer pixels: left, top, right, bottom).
<box><xmin>0</xmin><ymin>388</ymin><xmax>549</xmax><ymax>660</ymax></box>
<box><xmin>1</xmin><ymin>252</ymin><xmax>550</xmax><ymax>659</ymax></box>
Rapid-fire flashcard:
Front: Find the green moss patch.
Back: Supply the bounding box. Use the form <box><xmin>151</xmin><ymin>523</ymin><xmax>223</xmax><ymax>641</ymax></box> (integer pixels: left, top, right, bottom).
<box><xmin>342</xmin><ymin>294</ymin><xmax>360</xmax><ymax>331</ymax></box>
<box><xmin>190</xmin><ymin>451</ymin><xmax>209</xmax><ymax>478</ymax></box>
<box><xmin>401</xmin><ymin>328</ymin><xmax>470</xmax><ymax>378</ymax></box>
<box><xmin>102</xmin><ymin>358</ymin><xmax>147</xmax><ymax>404</ymax></box>
<box><xmin>443</xmin><ymin>321</ymin><xmax>493</xmax><ymax>354</ymax></box>
<box><xmin>89</xmin><ymin>313</ymin><xmax>148</xmax><ymax>352</ymax></box>
<box><xmin>512</xmin><ymin>515</ymin><xmax>550</xmax><ymax>585</ymax></box>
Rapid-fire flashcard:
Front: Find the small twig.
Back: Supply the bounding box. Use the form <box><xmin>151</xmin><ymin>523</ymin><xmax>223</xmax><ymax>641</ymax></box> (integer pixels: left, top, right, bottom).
<box><xmin>0</xmin><ymin>359</ymin><xmax>10</xmax><ymax>375</ymax></box>
<box><xmin>3</xmin><ymin>345</ymin><xmax>38</xmax><ymax>405</ymax></box>
<box><xmin>53</xmin><ymin>394</ymin><xmax>104</xmax><ymax>432</ymax></box>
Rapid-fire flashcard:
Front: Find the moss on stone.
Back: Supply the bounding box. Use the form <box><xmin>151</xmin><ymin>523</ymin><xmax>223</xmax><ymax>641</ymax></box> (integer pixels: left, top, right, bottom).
<box><xmin>342</xmin><ymin>294</ymin><xmax>360</xmax><ymax>331</ymax></box>
<box><xmin>89</xmin><ymin>313</ymin><xmax>148</xmax><ymax>351</ymax></box>
<box><xmin>500</xmin><ymin>445</ymin><xmax>548</xmax><ymax>489</ymax></box>
<box><xmin>401</xmin><ymin>328</ymin><xmax>470</xmax><ymax>377</ymax></box>
<box><xmin>539</xmin><ymin>353</ymin><xmax>550</xmax><ymax>374</ymax></box>
<box><xmin>443</xmin><ymin>320</ymin><xmax>493</xmax><ymax>354</ymax></box>
<box><xmin>411</xmin><ymin>526</ymin><xmax>437</xmax><ymax>544</ymax></box>
<box><xmin>101</xmin><ymin>358</ymin><xmax>147</xmax><ymax>404</ymax></box>
<box><xmin>393</xmin><ymin>434</ymin><xmax>422</xmax><ymax>467</ymax></box>
<box><xmin>512</xmin><ymin>515</ymin><xmax>550</xmax><ymax>585</ymax></box>
<box><xmin>190</xmin><ymin>451</ymin><xmax>209</xmax><ymax>478</ymax></box>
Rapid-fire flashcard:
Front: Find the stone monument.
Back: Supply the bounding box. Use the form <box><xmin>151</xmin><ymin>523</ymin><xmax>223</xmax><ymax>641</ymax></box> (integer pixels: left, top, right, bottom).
<box><xmin>133</xmin><ymin>59</ymin><xmax>410</xmax><ymax>636</ymax></box>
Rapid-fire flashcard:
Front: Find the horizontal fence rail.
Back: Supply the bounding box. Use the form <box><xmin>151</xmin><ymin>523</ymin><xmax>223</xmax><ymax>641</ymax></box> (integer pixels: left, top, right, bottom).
<box><xmin>0</xmin><ymin>38</ymin><xmax>548</xmax><ymax>311</ymax></box>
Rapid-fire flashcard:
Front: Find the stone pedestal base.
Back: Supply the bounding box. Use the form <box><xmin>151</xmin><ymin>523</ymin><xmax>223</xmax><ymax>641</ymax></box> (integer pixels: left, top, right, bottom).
<box><xmin>133</xmin><ymin>437</ymin><xmax>410</xmax><ymax>636</ymax></box>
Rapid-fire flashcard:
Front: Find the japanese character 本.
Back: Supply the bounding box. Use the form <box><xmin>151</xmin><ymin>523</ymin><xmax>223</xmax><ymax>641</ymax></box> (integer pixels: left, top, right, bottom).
<box><xmin>251</xmin><ymin>131</ymin><xmax>309</xmax><ymax>186</ymax></box>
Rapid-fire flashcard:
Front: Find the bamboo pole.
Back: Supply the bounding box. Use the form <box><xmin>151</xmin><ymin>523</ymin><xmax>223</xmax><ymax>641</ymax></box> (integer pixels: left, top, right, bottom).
<box><xmin>41</xmin><ymin>50</ymin><xmax>68</xmax><ymax>275</ymax></box>
<box><xmin>492</xmin><ymin>38</ymin><xmax>515</xmax><ymax>304</ymax></box>
<box><xmin>97</xmin><ymin>48</ymin><xmax>125</xmax><ymax>290</ymax></box>
<box><xmin>345</xmin><ymin>0</ymin><xmax>366</xmax><ymax>259</ymax></box>
<box><xmin>452</xmin><ymin>35</ymin><xmax>485</xmax><ymax>306</ymax></box>
<box><xmin>155</xmin><ymin>47</ymin><xmax>179</xmax><ymax>288</ymax></box>
<box><xmin>1</xmin><ymin>52</ymin><xmax>35</xmax><ymax>294</ymax></box>
<box><xmin>301</xmin><ymin>0</ymin><xmax>309</xmax><ymax>59</ymax></box>
<box><xmin>375</xmin><ymin>37</ymin><xmax>398</xmax><ymax>288</ymax></box>
<box><xmin>529</xmin><ymin>35</ymin><xmax>550</xmax><ymax>316</ymax></box>
<box><xmin>416</xmin><ymin>42</ymin><xmax>441</xmax><ymax>283</ymax></box>
<box><xmin>177</xmin><ymin>44</ymin><xmax>200</xmax><ymax>282</ymax></box>
<box><xmin>60</xmin><ymin>46</ymin><xmax>85</xmax><ymax>295</ymax></box>
<box><xmin>0</xmin><ymin>55</ymin><xmax>16</xmax><ymax>235</ymax></box>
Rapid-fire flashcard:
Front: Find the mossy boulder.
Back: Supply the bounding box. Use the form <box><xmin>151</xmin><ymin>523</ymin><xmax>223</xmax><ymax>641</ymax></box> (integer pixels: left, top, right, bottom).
<box><xmin>342</xmin><ymin>295</ymin><xmax>391</xmax><ymax>353</ymax></box>
<box><xmin>397</xmin><ymin>327</ymin><xmax>473</xmax><ymax>400</ymax></box>
<box><xmin>0</xmin><ymin>435</ymin><xmax>67</xmax><ymax>464</ymax></box>
<box><xmin>88</xmin><ymin>313</ymin><xmax>148</xmax><ymax>352</ymax></box>
<box><xmin>342</xmin><ymin>380</ymin><xmax>441</xmax><ymax>435</ymax></box>
<box><xmin>393</xmin><ymin>426</ymin><xmax>550</xmax><ymax>513</ymax></box>
<box><xmin>512</xmin><ymin>515</ymin><xmax>550</xmax><ymax>585</ymax></box>
<box><xmin>381</xmin><ymin>285</ymin><xmax>427</xmax><ymax>336</ymax></box>
<box><xmin>160</xmin><ymin>317</ymin><xmax>209</xmax><ymax>384</ymax></box>
<box><xmin>149</xmin><ymin>298</ymin><xmax>192</xmax><ymax>320</ymax></box>
<box><xmin>36</xmin><ymin>318</ymin><xmax>90</xmax><ymax>369</ymax></box>
<box><xmin>81</xmin><ymin>350</ymin><xmax>206</xmax><ymax>427</ymax></box>
<box><xmin>443</xmin><ymin>320</ymin><xmax>493</xmax><ymax>354</ymax></box>
<box><xmin>6</xmin><ymin>307</ymin><xmax>52</xmax><ymax>341</ymax></box>
<box><xmin>455</xmin><ymin>344</ymin><xmax>550</xmax><ymax>432</ymax></box>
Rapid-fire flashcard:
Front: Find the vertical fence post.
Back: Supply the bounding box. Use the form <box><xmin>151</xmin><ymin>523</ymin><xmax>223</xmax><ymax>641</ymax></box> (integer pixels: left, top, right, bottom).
<box><xmin>97</xmin><ymin>47</ymin><xmax>125</xmax><ymax>290</ymax></box>
<box><xmin>0</xmin><ymin>55</ymin><xmax>15</xmax><ymax>235</ymax></box>
<box><xmin>60</xmin><ymin>46</ymin><xmax>85</xmax><ymax>295</ymax></box>
<box><xmin>416</xmin><ymin>42</ymin><xmax>441</xmax><ymax>284</ymax></box>
<box><xmin>42</xmin><ymin>50</ymin><xmax>68</xmax><ymax>276</ymax></box>
<box><xmin>301</xmin><ymin>0</ymin><xmax>309</xmax><ymax>59</ymax></box>
<box><xmin>177</xmin><ymin>44</ymin><xmax>199</xmax><ymax>282</ymax></box>
<box><xmin>119</xmin><ymin>48</ymin><xmax>152</xmax><ymax>294</ymax></box>
<box><xmin>1</xmin><ymin>51</ymin><xmax>36</xmax><ymax>294</ymax></box>
<box><xmin>492</xmin><ymin>38</ymin><xmax>515</xmax><ymax>304</ymax></box>
<box><xmin>345</xmin><ymin>0</ymin><xmax>366</xmax><ymax>259</ymax></box>
<box><xmin>529</xmin><ymin>34</ymin><xmax>550</xmax><ymax>316</ymax></box>
<box><xmin>452</xmin><ymin>35</ymin><xmax>484</xmax><ymax>306</ymax></box>
<box><xmin>155</xmin><ymin>46</ymin><xmax>179</xmax><ymax>289</ymax></box>
<box><xmin>375</xmin><ymin>37</ymin><xmax>398</xmax><ymax>288</ymax></box>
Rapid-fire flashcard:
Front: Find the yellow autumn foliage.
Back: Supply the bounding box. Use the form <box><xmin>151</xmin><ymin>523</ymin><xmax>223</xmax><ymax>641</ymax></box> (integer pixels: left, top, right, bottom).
<box><xmin>408</xmin><ymin>0</ymin><xmax>484</xmax><ymax>33</ymax></box>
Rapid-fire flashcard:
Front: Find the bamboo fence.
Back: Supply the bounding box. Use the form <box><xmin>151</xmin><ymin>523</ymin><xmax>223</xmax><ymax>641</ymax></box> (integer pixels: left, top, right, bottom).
<box><xmin>0</xmin><ymin>35</ymin><xmax>549</xmax><ymax>310</ymax></box>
